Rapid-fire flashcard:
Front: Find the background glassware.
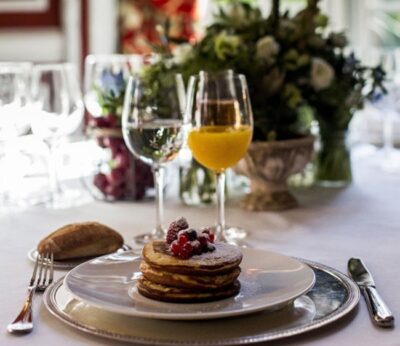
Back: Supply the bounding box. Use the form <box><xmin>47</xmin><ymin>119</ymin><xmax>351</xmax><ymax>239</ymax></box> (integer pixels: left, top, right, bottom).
<box><xmin>30</xmin><ymin>63</ymin><xmax>84</xmax><ymax>208</ymax></box>
<box><xmin>122</xmin><ymin>73</ymin><xmax>186</xmax><ymax>244</ymax></box>
<box><xmin>186</xmin><ymin>70</ymin><xmax>253</xmax><ymax>243</ymax></box>
<box><xmin>84</xmin><ymin>54</ymin><xmax>143</xmax><ymax>119</ymax></box>
<box><xmin>84</xmin><ymin>54</ymin><xmax>154</xmax><ymax>201</ymax></box>
<box><xmin>0</xmin><ymin>62</ymin><xmax>32</xmax><ymax>209</ymax></box>
<box><xmin>366</xmin><ymin>49</ymin><xmax>400</xmax><ymax>171</ymax></box>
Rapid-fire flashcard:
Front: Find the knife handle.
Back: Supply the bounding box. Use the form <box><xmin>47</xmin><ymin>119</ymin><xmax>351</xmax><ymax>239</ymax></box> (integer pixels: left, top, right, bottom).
<box><xmin>363</xmin><ymin>286</ymin><xmax>394</xmax><ymax>328</ymax></box>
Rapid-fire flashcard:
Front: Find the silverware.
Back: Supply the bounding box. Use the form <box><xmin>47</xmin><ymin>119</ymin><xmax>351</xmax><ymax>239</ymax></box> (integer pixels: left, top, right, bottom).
<box><xmin>7</xmin><ymin>252</ymin><xmax>54</xmax><ymax>334</ymax></box>
<box><xmin>348</xmin><ymin>257</ymin><xmax>394</xmax><ymax>328</ymax></box>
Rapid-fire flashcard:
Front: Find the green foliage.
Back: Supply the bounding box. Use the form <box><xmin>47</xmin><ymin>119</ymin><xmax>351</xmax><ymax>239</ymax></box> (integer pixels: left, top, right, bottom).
<box><xmin>145</xmin><ymin>0</ymin><xmax>385</xmax><ymax>141</ymax></box>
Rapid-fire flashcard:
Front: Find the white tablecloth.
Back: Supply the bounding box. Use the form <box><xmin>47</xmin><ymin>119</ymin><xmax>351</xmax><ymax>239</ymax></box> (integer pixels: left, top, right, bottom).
<box><xmin>0</xmin><ymin>155</ymin><xmax>399</xmax><ymax>346</ymax></box>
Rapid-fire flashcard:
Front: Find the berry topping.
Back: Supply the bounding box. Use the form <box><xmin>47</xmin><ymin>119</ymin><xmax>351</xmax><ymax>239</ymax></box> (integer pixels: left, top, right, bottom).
<box><xmin>186</xmin><ymin>229</ymin><xmax>198</xmax><ymax>241</ymax></box>
<box><xmin>201</xmin><ymin>228</ymin><xmax>212</xmax><ymax>235</ymax></box>
<box><xmin>170</xmin><ymin>240</ymin><xmax>180</xmax><ymax>255</ymax></box>
<box><xmin>197</xmin><ymin>235</ymin><xmax>208</xmax><ymax>247</ymax></box>
<box><xmin>166</xmin><ymin>219</ymin><xmax>216</xmax><ymax>259</ymax></box>
<box><xmin>166</xmin><ymin>217</ymin><xmax>189</xmax><ymax>244</ymax></box>
<box><xmin>178</xmin><ymin>233</ymin><xmax>189</xmax><ymax>245</ymax></box>
<box><xmin>205</xmin><ymin>244</ymin><xmax>216</xmax><ymax>252</ymax></box>
<box><xmin>192</xmin><ymin>240</ymin><xmax>202</xmax><ymax>255</ymax></box>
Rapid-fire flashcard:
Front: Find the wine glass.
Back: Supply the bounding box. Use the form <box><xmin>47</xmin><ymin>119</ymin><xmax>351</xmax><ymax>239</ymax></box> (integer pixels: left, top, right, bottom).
<box><xmin>30</xmin><ymin>63</ymin><xmax>84</xmax><ymax>208</ymax></box>
<box><xmin>186</xmin><ymin>70</ymin><xmax>253</xmax><ymax>243</ymax></box>
<box><xmin>84</xmin><ymin>55</ymin><xmax>155</xmax><ymax>201</ymax></box>
<box><xmin>0</xmin><ymin>62</ymin><xmax>32</xmax><ymax>209</ymax></box>
<box><xmin>0</xmin><ymin>62</ymin><xmax>32</xmax><ymax>140</ymax></box>
<box><xmin>84</xmin><ymin>54</ymin><xmax>144</xmax><ymax>120</ymax></box>
<box><xmin>122</xmin><ymin>72</ymin><xmax>186</xmax><ymax>244</ymax></box>
<box><xmin>367</xmin><ymin>49</ymin><xmax>400</xmax><ymax>172</ymax></box>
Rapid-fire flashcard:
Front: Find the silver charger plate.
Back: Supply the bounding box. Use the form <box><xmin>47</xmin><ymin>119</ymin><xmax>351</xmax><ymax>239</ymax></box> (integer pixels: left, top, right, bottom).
<box><xmin>27</xmin><ymin>244</ymin><xmax>133</xmax><ymax>270</ymax></box>
<box><xmin>44</xmin><ymin>259</ymin><xmax>360</xmax><ymax>345</ymax></box>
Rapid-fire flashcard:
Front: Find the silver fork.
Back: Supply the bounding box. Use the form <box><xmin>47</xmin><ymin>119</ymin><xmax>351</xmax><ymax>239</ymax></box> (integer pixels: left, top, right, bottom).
<box><xmin>7</xmin><ymin>252</ymin><xmax>54</xmax><ymax>334</ymax></box>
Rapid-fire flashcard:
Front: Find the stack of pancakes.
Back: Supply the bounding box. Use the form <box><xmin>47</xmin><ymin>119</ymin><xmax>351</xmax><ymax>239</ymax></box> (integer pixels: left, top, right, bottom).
<box><xmin>138</xmin><ymin>240</ymin><xmax>243</xmax><ymax>303</ymax></box>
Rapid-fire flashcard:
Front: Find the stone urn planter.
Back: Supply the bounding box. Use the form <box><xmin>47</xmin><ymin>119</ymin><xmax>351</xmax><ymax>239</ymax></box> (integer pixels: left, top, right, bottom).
<box><xmin>235</xmin><ymin>136</ymin><xmax>314</xmax><ymax>211</ymax></box>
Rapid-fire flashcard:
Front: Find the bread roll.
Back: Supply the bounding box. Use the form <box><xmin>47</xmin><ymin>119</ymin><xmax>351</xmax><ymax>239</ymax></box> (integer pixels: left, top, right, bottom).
<box><xmin>37</xmin><ymin>222</ymin><xmax>124</xmax><ymax>260</ymax></box>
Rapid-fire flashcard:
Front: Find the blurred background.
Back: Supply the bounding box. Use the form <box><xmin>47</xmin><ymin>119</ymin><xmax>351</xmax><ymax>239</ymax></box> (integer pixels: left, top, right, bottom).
<box><xmin>2</xmin><ymin>0</ymin><xmax>400</xmax><ymax>66</ymax></box>
<box><xmin>1</xmin><ymin>0</ymin><xmax>400</xmax><ymax>211</ymax></box>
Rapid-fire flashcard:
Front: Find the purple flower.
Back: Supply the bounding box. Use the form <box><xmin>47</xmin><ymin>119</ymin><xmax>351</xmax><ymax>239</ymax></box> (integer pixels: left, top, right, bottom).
<box><xmin>100</xmin><ymin>70</ymin><xmax>125</xmax><ymax>97</ymax></box>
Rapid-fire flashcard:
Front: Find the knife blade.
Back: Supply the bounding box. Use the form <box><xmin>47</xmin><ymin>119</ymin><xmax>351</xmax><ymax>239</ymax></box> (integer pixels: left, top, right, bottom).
<box><xmin>348</xmin><ymin>258</ymin><xmax>394</xmax><ymax>328</ymax></box>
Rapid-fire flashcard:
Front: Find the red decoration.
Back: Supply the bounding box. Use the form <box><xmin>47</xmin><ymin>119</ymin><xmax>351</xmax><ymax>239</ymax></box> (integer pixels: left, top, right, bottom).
<box><xmin>119</xmin><ymin>0</ymin><xmax>198</xmax><ymax>54</ymax></box>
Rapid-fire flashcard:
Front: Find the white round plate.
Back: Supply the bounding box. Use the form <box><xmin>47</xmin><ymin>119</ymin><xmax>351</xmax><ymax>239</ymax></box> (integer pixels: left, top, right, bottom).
<box><xmin>63</xmin><ymin>248</ymin><xmax>315</xmax><ymax>320</ymax></box>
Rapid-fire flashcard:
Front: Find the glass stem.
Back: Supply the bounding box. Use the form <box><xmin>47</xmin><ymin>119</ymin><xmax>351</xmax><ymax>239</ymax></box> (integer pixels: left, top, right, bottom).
<box><xmin>153</xmin><ymin>166</ymin><xmax>165</xmax><ymax>239</ymax></box>
<box><xmin>383</xmin><ymin>112</ymin><xmax>393</xmax><ymax>157</ymax></box>
<box><xmin>216</xmin><ymin>171</ymin><xmax>226</xmax><ymax>241</ymax></box>
<box><xmin>48</xmin><ymin>141</ymin><xmax>61</xmax><ymax>203</ymax></box>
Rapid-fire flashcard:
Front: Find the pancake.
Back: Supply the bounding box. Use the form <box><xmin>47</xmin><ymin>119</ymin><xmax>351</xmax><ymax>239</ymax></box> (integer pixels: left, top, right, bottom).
<box><xmin>137</xmin><ymin>277</ymin><xmax>241</xmax><ymax>303</ymax></box>
<box><xmin>140</xmin><ymin>261</ymin><xmax>240</xmax><ymax>290</ymax></box>
<box><xmin>142</xmin><ymin>240</ymin><xmax>243</xmax><ymax>275</ymax></box>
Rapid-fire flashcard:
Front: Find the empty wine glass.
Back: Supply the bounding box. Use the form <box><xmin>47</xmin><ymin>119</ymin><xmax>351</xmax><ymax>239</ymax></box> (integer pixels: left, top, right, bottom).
<box><xmin>30</xmin><ymin>63</ymin><xmax>84</xmax><ymax>208</ymax></box>
<box><xmin>186</xmin><ymin>70</ymin><xmax>253</xmax><ymax>243</ymax></box>
<box><xmin>84</xmin><ymin>54</ymin><xmax>144</xmax><ymax>120</ymax></box>
<box><xmin>0</xmin><ymin>62</ymin><xmax>32</xmax><ymax>208</ymax></box>
<box><xmin>122</xmin><ymin>72</ymin><xmax>186</xmax><ymax>244</ymax></box>
<box><xmin>366</xmin><ymin>49</ymin><xmax>400</xmax><ymax>172</ymax></box>
<box><xmin>83</xmin><ymin>55</ymin><xmax>156</xmax><ymax>201</ymax></box>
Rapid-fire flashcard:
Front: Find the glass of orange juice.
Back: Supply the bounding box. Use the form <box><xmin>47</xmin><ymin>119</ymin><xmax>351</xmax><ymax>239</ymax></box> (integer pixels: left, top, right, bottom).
<box><xmin>186</xmin><ymin>70</ymin><xmax>253</xmax><ymax>242</ymax></box>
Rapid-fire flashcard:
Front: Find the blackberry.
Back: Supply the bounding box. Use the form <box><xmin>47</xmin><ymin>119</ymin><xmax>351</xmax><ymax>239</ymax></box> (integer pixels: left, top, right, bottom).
<box><xmin>186</xmin><ymin>229</ymin><xmax>198</xmax><ymax>241</ymax></box>
<box><xmin>166</xmin><ymin>217</ymin><xmax>189</xmax><ymax>244</ymax></box>
<box><xmin>205</xmin><ymin>244</ymin><xmax>216</xmax><ymax>252</ymax></box>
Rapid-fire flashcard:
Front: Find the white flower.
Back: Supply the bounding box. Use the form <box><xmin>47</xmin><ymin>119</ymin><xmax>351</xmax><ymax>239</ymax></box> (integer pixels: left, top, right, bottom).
<box><xmin>120</xmin><ymin>3</ymin><xmax>142</xmax><ymax>29</ymax></box>
<box><xmin>310</xmin><ymin>58</ymin><xmax>335</xmax><ymax>91</ymax></box>
<box><xmin>256</xmin><ymin>36</ymin><xmax>280</xmax><ymax>64</ymax></box>
<box><xmin>172</xmin><ymin>44</ymin><xmax>193</xmax><ymax>65</ymax></box>
<box><xmin>227</xmin><ymin>4</ymin><xmax>247</xmax><ymax>26</ymax></box>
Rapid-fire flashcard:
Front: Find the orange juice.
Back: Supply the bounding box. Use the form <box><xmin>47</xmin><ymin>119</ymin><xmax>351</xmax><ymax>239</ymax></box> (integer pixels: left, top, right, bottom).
<box><xmin>188</xmin><ymin>125</ymin><xmax>252</xmax><ymax>172</ymax></box>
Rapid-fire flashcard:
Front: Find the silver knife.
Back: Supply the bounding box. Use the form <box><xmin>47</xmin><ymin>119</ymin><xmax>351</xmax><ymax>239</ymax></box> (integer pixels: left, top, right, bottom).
<box><xmin>348</xmin><ymin>258</ymin><xmax>394</xmax><ymax>328</ymax></box>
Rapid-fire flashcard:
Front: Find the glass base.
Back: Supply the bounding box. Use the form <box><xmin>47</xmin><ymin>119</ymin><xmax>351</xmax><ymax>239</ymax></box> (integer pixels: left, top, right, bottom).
<box><xmin>377</xmin><ymin>149</ymin><xmax>400</xmax><ymax>173</ymax></box>
<box><xmin>134</xmin><ymin>229</ymin><xmax>165</xmax><ymax>245</ymax></box>
<box><xmin>213</xmin><ymin>225</ymin><xmax>250</xmax><ymax>247</ymax></box>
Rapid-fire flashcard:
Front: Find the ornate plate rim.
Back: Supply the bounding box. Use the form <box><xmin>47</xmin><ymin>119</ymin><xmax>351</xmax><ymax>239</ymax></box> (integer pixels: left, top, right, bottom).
<box><xmin>43</xmin><ymin>259</ymin><xmax>360</xmax><ymax>345</ymax></box>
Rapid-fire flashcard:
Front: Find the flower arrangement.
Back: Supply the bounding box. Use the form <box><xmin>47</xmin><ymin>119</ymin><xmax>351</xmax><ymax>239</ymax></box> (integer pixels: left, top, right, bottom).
<box><xmin>143</xmin><ymin>0</ymin><xmax>387</xmax><ymax>190</ymax></box>
<box><xmin>147</xmin><ymin>0</ymin><xmax>385</xmax><ymax>142</ymax></box>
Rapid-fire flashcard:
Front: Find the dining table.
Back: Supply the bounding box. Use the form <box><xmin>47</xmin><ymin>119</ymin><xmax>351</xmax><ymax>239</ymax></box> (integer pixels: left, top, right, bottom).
<box><xmin>0</xmin><ymin>150</ymin><xmax>399</xmax><ymax>346</ymax></box>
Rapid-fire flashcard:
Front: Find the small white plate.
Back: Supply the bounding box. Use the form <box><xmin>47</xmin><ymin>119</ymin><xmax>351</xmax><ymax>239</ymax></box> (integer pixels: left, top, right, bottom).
<box><xmin>63</xmin><ymin>248</ymin><xmax>315</xmax><ymax>320</ymax></box>
<box><xmin>27</xmin><ymin>244</ymin><xmax>133</xmax><ymax>270</ymax></box>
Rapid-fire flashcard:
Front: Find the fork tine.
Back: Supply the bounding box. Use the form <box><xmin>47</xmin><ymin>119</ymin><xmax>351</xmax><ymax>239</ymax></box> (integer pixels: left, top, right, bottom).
<box><xmin>35</xmin><ymin>253</ymin><xmax>45</xmax><ymax>287</ymax></box>
<box><xmin>29</xmin><ymin>254</ymin><xmax>40</xmax><ymax>287</ymax></box>
<box><xmin>48</xmin><ymin>253</ymin><xmax>54</xmax><ymax>285</ymax></box>
<box><xmin>41</xmin><ymin>253</ymin><xmax>50</xmax><ymax>287</ymax></box>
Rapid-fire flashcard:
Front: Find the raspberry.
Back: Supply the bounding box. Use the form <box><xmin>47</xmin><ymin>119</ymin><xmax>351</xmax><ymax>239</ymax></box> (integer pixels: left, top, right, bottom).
<box><xmin>166</xmin><ymin>217</ymin><xmax>189</xmax><ymax>244</ymax></box>
<box><xmin>208</xmin><ymin>233</ymin><xmax>215</xmax><ymax>243</ymax></box>
<box><xmin>178</xmin><ymin>234</ymin><xmax>189</xmax><ymax>245</ymax></box>
<box><xmin>192</xmin><ymin>240</ymin><xmax>202</xmax><ymax>255</ymax></box>
<box><xmin>198</xmin><ymin>235</ymin><xmax>208</xmax><ymax>248</ymax></box>
<box><xmin>170</xmin><ymin>240</ymin><xmax>180</xmax><ymax>255</ymax></box>
<box><xmin>201</xmin><ymin>228</ymin><xmax>212</xmax><ymax>235</ymax></box>
<box><xmin>182</xmin><ymin>242</ymin><xmax>193</xmax><ymax>253</ymax></box>
<box><xmin>178</xmin><ymin>247</ymin><xmax>191</xmax><ymax>259</ymax></box>
<box><xmin>177</xmin><ymin>242</ymin><xmax>193</xmax><ymax>259</ymax></box>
